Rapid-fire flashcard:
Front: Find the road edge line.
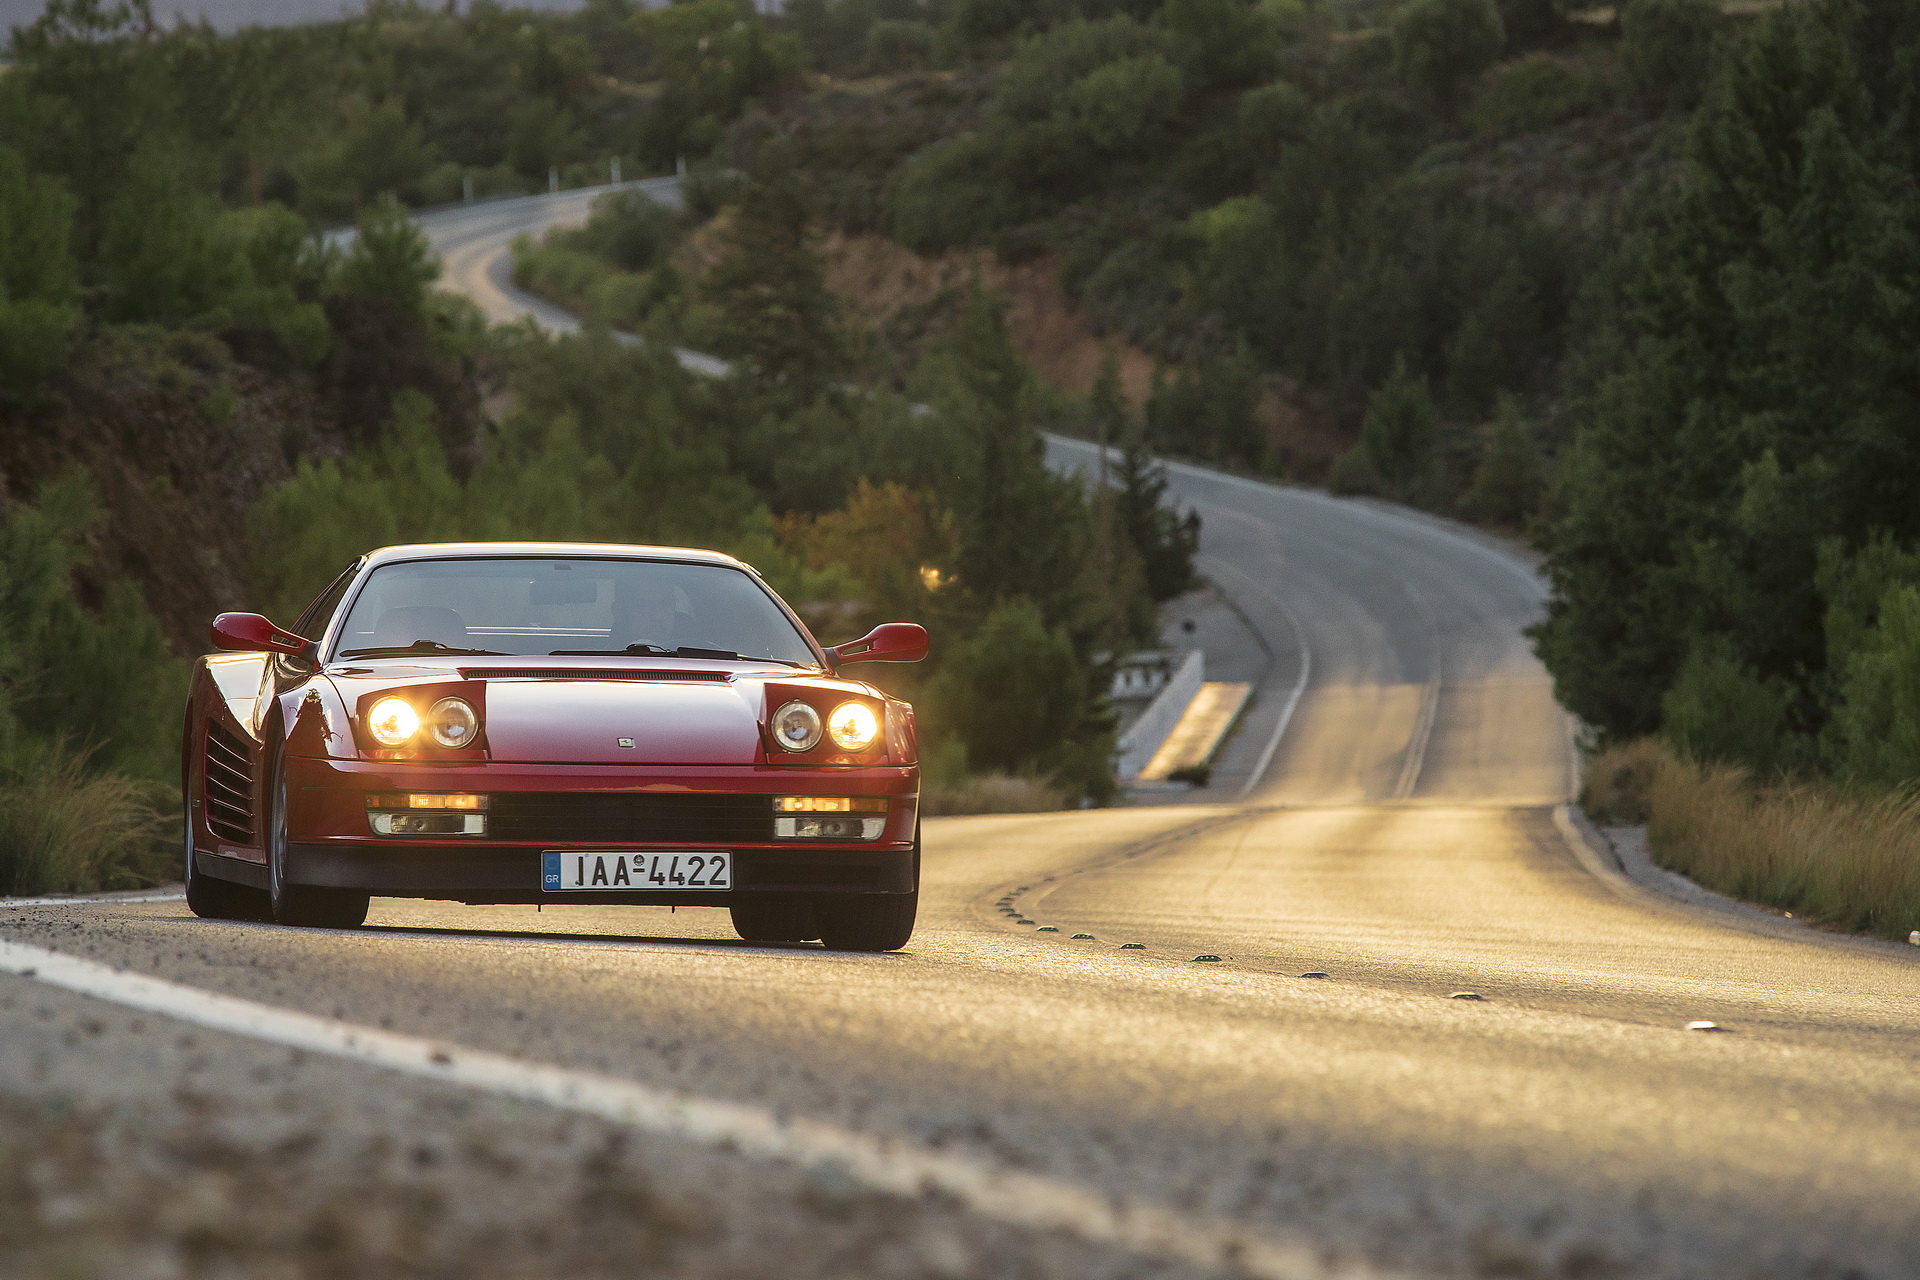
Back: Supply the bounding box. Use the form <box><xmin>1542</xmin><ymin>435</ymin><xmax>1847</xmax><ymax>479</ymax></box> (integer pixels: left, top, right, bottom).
<box><xmin>0</xmin><ymin>937</ymin><xmax>1395</xmax><ymax>1280</ymax></box>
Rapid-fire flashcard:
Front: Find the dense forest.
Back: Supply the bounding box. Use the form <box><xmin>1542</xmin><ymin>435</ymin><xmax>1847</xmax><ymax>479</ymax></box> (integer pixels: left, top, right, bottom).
<box><xmin>6</xmin><ymin>0</ymin><xmax>1920</xmax><ymax>896</ymax></box>
<box><xmin>0</xmin><ymin>0</ymin><xmax>1196</xmax><ymax>892</ymax></box>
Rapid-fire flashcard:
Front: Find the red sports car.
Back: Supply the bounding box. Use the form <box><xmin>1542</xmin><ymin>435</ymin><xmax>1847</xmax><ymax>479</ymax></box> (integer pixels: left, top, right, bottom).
<box><xmin>181</xmin><ymin>543</ymin><xmax>928</xmax><ymax>951</ymax></box>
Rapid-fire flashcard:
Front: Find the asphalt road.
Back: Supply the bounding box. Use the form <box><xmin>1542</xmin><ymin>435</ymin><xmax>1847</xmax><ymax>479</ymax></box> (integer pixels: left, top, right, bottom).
<box><xmin>2</xmin><ymin>188</ymin><xmax>1916</xmax><ymax>1279</ymax></box>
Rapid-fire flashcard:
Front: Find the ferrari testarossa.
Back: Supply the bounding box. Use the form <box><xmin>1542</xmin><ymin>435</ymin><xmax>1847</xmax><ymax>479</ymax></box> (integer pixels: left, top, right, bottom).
<box><xmin>181</xmin><ymin>542</ymin><xmax>928</xmax><ymax>951</ymax></box>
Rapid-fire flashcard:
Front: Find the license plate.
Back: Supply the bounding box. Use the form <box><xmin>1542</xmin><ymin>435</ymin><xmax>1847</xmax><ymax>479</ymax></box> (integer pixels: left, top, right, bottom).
<box><xmin>543</xmin><ymin>850</ymin><xmax>732</xmax><ymax>892</ymax></box>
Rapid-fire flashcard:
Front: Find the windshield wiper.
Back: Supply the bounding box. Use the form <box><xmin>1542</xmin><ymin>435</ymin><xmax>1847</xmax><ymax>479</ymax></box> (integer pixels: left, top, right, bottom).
<box><xmin>337</xmin><ymin>641</ymin><xmax>505</xmax><ymax>658</ymax></box>
<box><xmin>548</xmin><ymin>644</ymin><xmax>815</xmax><ymax>667</ymax></box>
<box><xmin>548</xmin><ymin>644</ymin><xmax>674</xmax><ymax>656</ymax></box>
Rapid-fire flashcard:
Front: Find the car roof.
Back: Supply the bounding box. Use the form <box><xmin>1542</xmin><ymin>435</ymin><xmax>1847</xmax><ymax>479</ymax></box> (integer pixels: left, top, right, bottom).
<box><xmin>360</xmin><ymin>542</ymin><xmax>751</xmax><ymax>571</ymax></box>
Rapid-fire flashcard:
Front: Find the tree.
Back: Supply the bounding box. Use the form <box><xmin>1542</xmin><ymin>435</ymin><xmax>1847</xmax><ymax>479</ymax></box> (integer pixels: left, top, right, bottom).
<box><xmin>1620</xmin><ymin>0</ymin><xmax>1721</xmax><ymax>112</ymax></box>
<box><xmin>1357</xmin><ymin>355</ymin><xmax>1440</xmax><ymax>496</ymax></box>
<box><xmin>1097</xmin><ymin>353</ymin><xmax>1199</xmax><ymax>602</ymax></box>
<box><xmin>1157</xmin><ymin>0</ymin><xmax>1280</xmax><ymax>92</ymax></box>
<box><xmin>0</xmin><ymin>145</ymin><xmax>80</xmax><ymax>396</ymax></box>
<box><xmin>1463</xmin><ymin>394</ymin><xmax>1544</xmax><ymax>525</ymax></box>
<box><xmin>699</xmin><ymin>160</ymin><xmax>847</xmax><ymax>411</ymax></box>
<box><xmin>928</xmin><ymin>598</ymin><xmax>1085</xmax><ymax>773</ymax></box>
<box><xmin>332</xmin><ymin>195</ymin><xmax>442</xmax><ymax>318</ymax></box>
<box><xmin>1533</xmin><ymin>0</ymin><xmax>1920</xmax><ymax>742</ymax></box>
<box><xmin>1391</xmin><ymin>0</ymin><xmax>1505</xmax><ymax>104</ymax></box>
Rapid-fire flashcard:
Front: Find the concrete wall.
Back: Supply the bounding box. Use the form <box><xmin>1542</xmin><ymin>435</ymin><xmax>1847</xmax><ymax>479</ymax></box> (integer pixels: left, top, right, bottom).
<box><xmin>1114</xmin><ymin>649</ymin><xmax>1204</xmax><ymax>780</ymax></box>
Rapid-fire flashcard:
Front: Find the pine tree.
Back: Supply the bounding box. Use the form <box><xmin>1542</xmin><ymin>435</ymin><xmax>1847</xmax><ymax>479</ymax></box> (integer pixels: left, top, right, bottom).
<box><xmin>1463</xmin><ymin>394</ymin><xmax>1544</xmax><ymax>527</ymax></box>
<box><xmin>1096</xmin><ymin>351</ymin><xmax>1198</xmax><ymax>603</ymax></box>
<box><xmin>700</xmin><ymin>156</ymin><xmax>847</xmax><ymax>413</ymax></box>
<box><xmin>1533</xmin><ymin>0</ymin><xmax>1920</xmax><ymax>743</ymax></box>
<box><xmin>1358</xmin><ymin>354</ymin><xmax>1440</xmax><ymax>497</ymax></box>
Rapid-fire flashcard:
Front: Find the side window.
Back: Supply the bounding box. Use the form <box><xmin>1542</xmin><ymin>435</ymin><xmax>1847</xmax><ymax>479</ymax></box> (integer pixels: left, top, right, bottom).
<box><xmin>293</xmin><ymin>561</ymin><xmax>362</xmax><ymax>640</ymax></box>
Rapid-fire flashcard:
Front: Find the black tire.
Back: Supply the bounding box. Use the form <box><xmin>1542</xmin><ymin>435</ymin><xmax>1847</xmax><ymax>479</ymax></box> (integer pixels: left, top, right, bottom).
<box><xmin>729</xmin><ymin>898</ymin><xmax>821</xmax><ymax>943</ymax></box>
<box><xmin>183</xmin><ymin>809</ymin><xmax>268</xmax><ymax>921</ymax></box>
<box><xmin>816</xmin><ymin>891</ymin><xmax>917</xmax><ymax>952</ymax></box>
<box><xmin>266</xmin><ymin>748</ymin><xmax>369</xmax><ymax>929</ymax></box>
<box><xmin>816</xmin><ymin>823</ymin><xmax>919</xmax><ymax>953</ymax></box>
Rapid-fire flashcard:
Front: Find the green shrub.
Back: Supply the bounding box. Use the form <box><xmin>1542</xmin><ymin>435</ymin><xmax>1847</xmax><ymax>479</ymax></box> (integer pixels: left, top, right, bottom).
<box><xmin>928</xmin><ymin>598</ymin><xmax>1086</xmax><ymax>774</ymax></box>
<box><xmin>1237</xmin><ymin>80</ymin><xmax>1312</xmax><ymax>150</ymax></box>
<box><xmin>886</xmin><ymin>131</ymin><xmax>1025</xmax><ymax>254</ymax></box>
<box><xmin>331</xmin><ymin>195</ymin><xmax>441</xmax><ymax>318</ymax></box>
<box><xmin>0</xmin><ymin>742</ymin><xmax>169</xmax><ymax>897</ymax></box>
<box><xmin>1357</xmin><ymin>355</ymin><xmax>1440</xmax><ymax>495</ymax></box>
<box><xmin>1620</xmin><ymin>0</ymin><xmax>1720</xmax><ymax>111</ymax></box>
<box><xmin>1467</xmin><ymin>53</ymin><xmax>1595</xmax><ymax>138</ymax></box>
<box><xmin>1462</xmin><ymin>393</ymin><xmax>1544</xmax><ymax>525</ymax></box>
<box><xmin>0</xmin><ymin>143</ymin><xmax>79</xmax><ymax>396</ymax></box>
<box><xmin>559</xmin><ymin>188</ymin><xmax>682</xmax><ymax>273</ymax></box>
<box><xmin>1826</xmin><ymin>585</ymin><xmax>1920</xmax><ymax>789</ymax></box>
<box><xmin>865</xmin><ymin>19</ymin><xmax>937</xmax><ymax>74</ymax></box>
<box><xmin>1660</xmin><ymin>638</ymin><xmax>1809</xmax><ymax>776</ymax></box>
<box><xmin>1066</xmin><ymin>53</ymin><xmax>1184</xmax><ymax>152</ymax></box>
<box><xmin>1328</xmin><ymin>446</ymin><xmax>1383</xmax><ymax>495</ymax></box>
<box><xmin>1391</xmin><ymin>0</ymin><xmax>1505</xmax><ymax>102</ymax></box>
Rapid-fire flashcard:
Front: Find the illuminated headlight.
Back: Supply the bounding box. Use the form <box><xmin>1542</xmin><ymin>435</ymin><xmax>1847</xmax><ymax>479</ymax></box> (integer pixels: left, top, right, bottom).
<box><xmin>366</xmin><ymin>792</ymin><xmax>488</xmax><ymax>837</ymax></box>
<box><xmin>428</xmin><ymin>696</ymin><xmax>480</xmax><ymax>748</ymax></box>
<box><xmin>828</xmin><ymin>701</ymin><xmax>880</xmax><ymax>752</ymax></box>
<box><xmin>772</xmin><ymin>700</ymin><xmax>823</xmax><ymax>752</ymax></box>
<box><xmin>367</xmin><ymin>697</ymin><xmax>419</xmax><ymax>746</ymax></box>
<box><xmin>774</xmin><ymin>796</ymin><xmax>887</xmax><ymax>840</ymax></box>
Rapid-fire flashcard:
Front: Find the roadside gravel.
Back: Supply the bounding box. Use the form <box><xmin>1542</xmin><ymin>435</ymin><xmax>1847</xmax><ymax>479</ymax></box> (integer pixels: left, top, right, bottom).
<box><xmin>0</xmin><ymin>968</ymin><xmax>1179</xmax><ymax>1280</ymax></box>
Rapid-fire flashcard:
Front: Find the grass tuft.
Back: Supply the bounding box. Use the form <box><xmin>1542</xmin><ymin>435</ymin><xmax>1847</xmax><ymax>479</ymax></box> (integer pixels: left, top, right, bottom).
<box><xmin>0</xmin><ymin>743</ymin><xmax>175</xmax><ymax>897</ymax></box>
<box><xmin>1595</xmin><ymin>739</ymin><xmax>1920</xmax><ymax>941</ymax></box>
<box><xmin>1580</xmin><ymin>736</ymin><xmax>1661</xmax><ymax>824</ymax></box>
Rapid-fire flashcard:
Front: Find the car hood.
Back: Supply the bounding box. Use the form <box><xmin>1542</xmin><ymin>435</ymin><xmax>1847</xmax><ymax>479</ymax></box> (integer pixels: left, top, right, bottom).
<box><xmin>481</xmin><ymin>678</ymin><xmax>765</xmax><ymax>764</ymax></box>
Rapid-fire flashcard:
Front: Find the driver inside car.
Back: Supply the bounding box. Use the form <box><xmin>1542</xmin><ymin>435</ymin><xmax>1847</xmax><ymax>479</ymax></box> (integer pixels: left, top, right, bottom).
<box><xmin>611</xmin><ymin>578</ymin><xmax>687</xmax><ymax>652</ymax></box>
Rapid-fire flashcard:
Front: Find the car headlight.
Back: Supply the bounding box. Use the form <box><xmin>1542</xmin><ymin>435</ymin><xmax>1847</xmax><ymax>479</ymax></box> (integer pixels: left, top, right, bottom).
<box><xmin>772</xmin><ymin>700</ymin><xmax>823</xmax><ymax>752</ymax></box>
<box><xmin>828</xmin><ymin>701</ymin><xmax>880</xmax><ymax>751</ymax></box>
<box><xmin>428</xmin><ymin>696</ymin><xmax>480</xmax><ymax>748</ymax></box>
<box><xmin>367</xmin><ymin>696</ymin><xmax>419</xmax><ymax>746</ymax></box>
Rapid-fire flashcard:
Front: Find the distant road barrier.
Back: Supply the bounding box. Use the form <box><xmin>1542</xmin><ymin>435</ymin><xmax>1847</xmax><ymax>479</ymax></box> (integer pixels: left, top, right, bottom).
<box><xmin>1115</xmin><ymin>649</ymin><xmax>1205</xmax><ymax>781</ymax></box>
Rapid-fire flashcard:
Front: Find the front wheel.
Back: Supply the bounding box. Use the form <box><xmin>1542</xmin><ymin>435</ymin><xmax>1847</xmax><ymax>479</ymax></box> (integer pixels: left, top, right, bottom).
<box><xmin>729</xmin><ymin>898</ymin><xmax>820</xmax><ymax>943</ymax></box>
<box><xmin>266</xmin><ymin>749</ymin><xmax>369</xmax><ymax>929</ymax></box>
<box><xmin>815</xmin><ymin>891</ymin><xmax>917</xmax><ymax>952</ymax></box>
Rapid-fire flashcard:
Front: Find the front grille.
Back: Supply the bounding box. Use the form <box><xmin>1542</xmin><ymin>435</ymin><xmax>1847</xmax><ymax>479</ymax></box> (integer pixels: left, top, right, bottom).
<box><xmin>203</xmin><ymin>719</ymin><xmax>255</xmax><ymax>843</ymax></box>
<box><xmin>462</xmin><ymin>668</ymin><xmax>731</xmax><ymax>682</ymax></box>
<box><xmin>488</xmin><ymin>792</ymin><xmax>773</xmax><ymax>843</ymax></box>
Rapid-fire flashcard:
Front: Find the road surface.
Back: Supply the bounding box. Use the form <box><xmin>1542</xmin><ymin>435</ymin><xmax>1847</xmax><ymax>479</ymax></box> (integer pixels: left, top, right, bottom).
<box><xmin>1</xmin><ymin>186</ymin><xmax>1915</xmax><ymax>1280</ymax></box>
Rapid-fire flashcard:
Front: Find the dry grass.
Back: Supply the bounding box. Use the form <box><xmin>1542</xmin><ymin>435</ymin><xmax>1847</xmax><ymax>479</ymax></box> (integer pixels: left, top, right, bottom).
<box><xmin>919</xmin><ymin>774</ymin><xmax>1069</xmax><ymax>817</ymax></box>
<box><xmin>1580</xmin><ymin>736</ymin><xmax>1661</xmax><ymax>824</ymax></box>
<box><xmin>1592</xmin><ymin>739</ymin><xmax>1920</xmax><ymax>940</ymax></box>
<box><xmin>0</xmin><ymin>744</ymin><xmax>172</xmax><ymax>897</ymax></box>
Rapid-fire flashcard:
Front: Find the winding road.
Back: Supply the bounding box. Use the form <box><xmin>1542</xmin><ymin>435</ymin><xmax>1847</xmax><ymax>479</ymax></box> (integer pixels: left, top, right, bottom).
<box><xmin>2</xmin><ymin>183</ymin><xmax>1915</xmax><ymax>1279</ymax></box>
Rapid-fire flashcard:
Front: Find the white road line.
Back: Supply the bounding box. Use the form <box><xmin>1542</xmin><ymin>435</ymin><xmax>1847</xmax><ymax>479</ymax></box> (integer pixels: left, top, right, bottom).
<box><xmin>0</xmin><ymin>938</ymin><xmax>1395</xmax><ymax>1280</ymax></box>
<box><xmin>1390</xmin><ymin>579</ymin><xmax>1442</xmax><ymax>802</ymax></box>
<box><xmin>1202</xmin><ymin>557</ymin><xmax>1314</xmax><ymax>800</ymax></box>
<box><xmin>3</xmin><ymin>891</ymin><xmax>186</xmax><ymax>908</ymax></box>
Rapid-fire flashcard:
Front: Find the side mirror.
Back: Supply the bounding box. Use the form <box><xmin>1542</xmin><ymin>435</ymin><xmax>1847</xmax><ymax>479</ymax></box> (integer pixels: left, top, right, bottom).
<box><xmin>211</xmin><ymin>612</ymin><xmax>314</xmax><ymax>660</ymax></box>
<box><xmin>828</xmin><ymin>622</ymin><xmax>929</xmax><ymax>666</ymax></box>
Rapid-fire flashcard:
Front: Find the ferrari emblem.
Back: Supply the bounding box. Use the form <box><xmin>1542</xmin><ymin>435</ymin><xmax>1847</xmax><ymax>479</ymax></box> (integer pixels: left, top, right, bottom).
<box><xmin>617</xmin><ymin>737</ymin><xmax>634</xmax><ymax>748</ymax></box>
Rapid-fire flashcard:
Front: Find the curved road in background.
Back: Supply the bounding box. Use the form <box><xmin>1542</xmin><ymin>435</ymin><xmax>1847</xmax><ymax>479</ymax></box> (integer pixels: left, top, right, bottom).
<box><xmin>2</xmin><ymin>184</ymin><xmax>1915</xmax><ymax>1278</ymax></box>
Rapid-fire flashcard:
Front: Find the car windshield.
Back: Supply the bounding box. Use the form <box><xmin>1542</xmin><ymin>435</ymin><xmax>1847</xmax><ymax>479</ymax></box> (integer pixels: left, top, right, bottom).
<box><xmin>330</xmin><ymin>557</ymin><xmax>819</xmax><ymax>666</ymax></box>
